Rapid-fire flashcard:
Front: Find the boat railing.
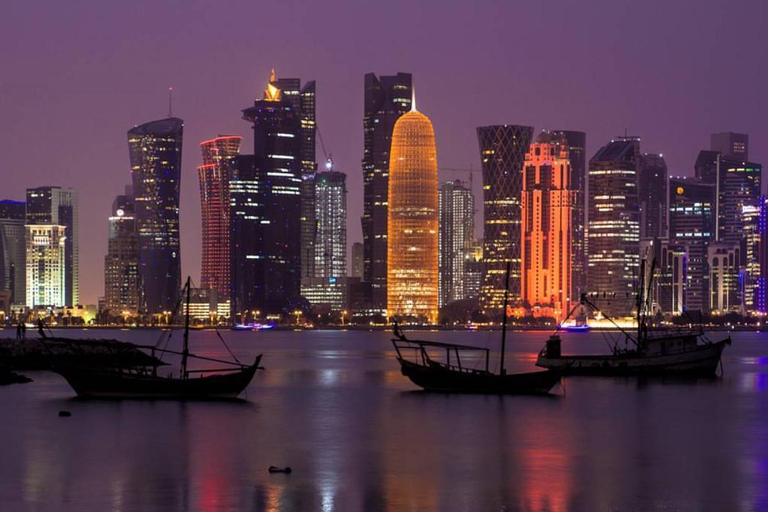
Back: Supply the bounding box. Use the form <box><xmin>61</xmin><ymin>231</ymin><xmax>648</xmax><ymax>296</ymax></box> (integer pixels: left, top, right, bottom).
<box><xmin>392</xmin><ymin>338</ymin><xmax>490</xmax><ymax>373</ymax></box>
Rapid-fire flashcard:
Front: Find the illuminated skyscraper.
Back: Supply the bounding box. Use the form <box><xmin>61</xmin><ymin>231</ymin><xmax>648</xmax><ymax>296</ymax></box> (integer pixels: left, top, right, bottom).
<box><xmin>639</xmin><ymin>153</ymin><xmax>668</xmax><ymax>239</ymax></box>
<box><xmin>387</xmin><ymin>105</ymin><xmax>438</xmax><ymax>323</ymax></box>
<box><xmin>271</xmin><ymin>76</ymin><xmax>317</xmax><ymax>280</ymax></box>
<box><xmin>128</xmin><ymin>117</ymin><xmax>183</xmax><ymax>315</ymax></box>
<box><xmin>198</xmin><ymin>135</ymin><xmax>241</xmax><ymax>301</ymax></box>
<box><xmin>521</xmin><ymin>132</ymin><xmax>573</xmax><ymax>320</ymax></box>
<box><xmin>104</xmin><ymin>187</ymin><xmax>139</xmax><ymax>316</ymax></box>
<box><xmin>0</xmin><ymin>200</ymin><xmax>26</xmax><ymax>307</ymax></box>
<box><xmin>26</xmin><ymin>225</ymin><xmax>66</xmax><ymax>307</ymax></box>
<box><xmin>26</xmin><ymin>187</ymin><xmax>78</xmax><ymax>306</ymax></box>
<box><xmin>362</xmin><ymin>72</ymin><xmax>413</xmax><ymax>312</ymax></box>
<box><xmin>587</xmin><ymin>137</ymin><xmax>641</xmax><ymax>317</ymax></box>
<box><xmin>438</xmin><ymin>180</ymin><xmax>474</xmax><ymax>307</ymax></box>
<box><xmin>241</xmin><ymin>72</ymin><xmax>302</xmax><ymax>313</ymax></box>
<box><xmin>477</xmin><ymin>125</ymin><xmax>534</xmax><ymax>314</ymax></box>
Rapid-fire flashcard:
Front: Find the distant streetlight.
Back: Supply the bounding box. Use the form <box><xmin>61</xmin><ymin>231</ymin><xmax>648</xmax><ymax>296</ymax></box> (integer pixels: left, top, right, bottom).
<box><xmin>341</xmin><ymin>310</ymin><xmax>347</xmax><ymax>326</ymax></box>
<box><xmin>294</xmin><ymin>310</ymin><xmax>302</xmax><ymax>325</ymax></box>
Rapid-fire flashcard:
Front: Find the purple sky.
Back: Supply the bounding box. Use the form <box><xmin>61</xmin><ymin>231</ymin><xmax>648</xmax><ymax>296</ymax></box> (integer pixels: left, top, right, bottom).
<box><xmin>1</xmin><ymin>0</ymin><xmax>766</xmax><ymax>304</ymax></box>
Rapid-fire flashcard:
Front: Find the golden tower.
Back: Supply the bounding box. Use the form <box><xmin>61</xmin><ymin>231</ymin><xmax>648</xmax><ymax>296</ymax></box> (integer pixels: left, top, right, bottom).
<box><xmin>387</xmin><ymin>103</ymin><xmax>439</xmax><ymax>324</ymax></box>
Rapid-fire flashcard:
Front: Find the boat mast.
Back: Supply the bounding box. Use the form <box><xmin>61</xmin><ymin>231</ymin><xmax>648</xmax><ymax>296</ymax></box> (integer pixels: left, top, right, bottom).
<box><xmin>182</xmin><ymin>276</ymin><xmax>191</xmax><ymax>379</ymax></box>
<box><xmin>500</xmin><ymin>261</ymin><xmax>511</xmax><ymax>376</ymax></box>
<box><xmin>637</xmin><ymin>258</ymin><xmax>645</xmax><ymax>348</ymax></box>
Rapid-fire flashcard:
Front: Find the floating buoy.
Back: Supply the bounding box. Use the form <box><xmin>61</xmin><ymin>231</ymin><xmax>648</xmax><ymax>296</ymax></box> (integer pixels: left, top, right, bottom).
<box><xmin>58</xmin><ymin>410</ymin><xmax>71</xmax><ymax>417</ymax></box>
<box><xmin>268</xmin><ymin>466</ymin><xmax>291</xmax><ymax>474</ymax></box>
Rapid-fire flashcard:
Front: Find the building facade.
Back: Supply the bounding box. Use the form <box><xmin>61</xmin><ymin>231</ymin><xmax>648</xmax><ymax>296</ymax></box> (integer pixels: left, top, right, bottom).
<box><xmin>198</xmin><ymin>135</ymin><xmax>241</xmax><ymax>302</ymax></box>
<box><xmin>711</xmin><ymin>132</ymin><xmax>749</xmax><ymax>161</ymax></box>
<box><xmin>362</xmin><ymin>72</ymin><xmax>413</xmax><ymax>313</ymax></box>
<box><xmin>438</xmin><ymin>180</ymin><xmax>474</xmax><ymax>307</ymax></box>
<box><xmin>128</xmin><ymin>117</ymin><xmax>183</xmax><ymax>315</ymax></box>
<box><xmin>477</xmin><ymin>125</ymin><xmax>534</xmax><ymax>315</ymax></box>
<box><xmin>104</xmin><ymin>188</ymin><xmax>139</xmax><ymax>316</ymax></box>
<box><xmin>26</xmin><ymin>187</ymin><xmax>78</xmax><ymax>306</ymax></box>
<box><xmin>521</xmin><ymin>132</ymin><xmax>573</xmax><ymax>320</ymax></box>
<box><xmin>586</xmin><ymin>137</ymin><xmax>641</xmax><ymax>317</ymax></box>
<box><xmin>639</xmin><ymin>153</ymin><xmax>668</xmax><ymax>240</ymax></box>
<box><xmin>26</xmin><ymin>225</ymin><xmax>66</xmax><ymax>307</ymax></box>
<box><xmin>0</xmin><ymin>200</ymin><xmax>26</xmax><ymax>307</ymax></box>
<box><xmin>387</xmin><ymin>108</ymin><xmax>438</xmax><ymax>323</ymax></box>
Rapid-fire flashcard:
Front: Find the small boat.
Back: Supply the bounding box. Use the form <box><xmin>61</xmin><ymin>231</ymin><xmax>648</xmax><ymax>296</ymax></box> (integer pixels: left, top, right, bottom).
<box><xmin>52</xmin><ymin>278</ymin><xmax>263</xmax><ymax>399</ymax></box>
<box><xmin>536</xmin><ymin>259</ymin><xmax>731</xmax><ymax>377</ymax></box>
<box><xmin>392</xmin><ymin>262</ymin><xmax>560</xmax><ymax>395</ymax></box>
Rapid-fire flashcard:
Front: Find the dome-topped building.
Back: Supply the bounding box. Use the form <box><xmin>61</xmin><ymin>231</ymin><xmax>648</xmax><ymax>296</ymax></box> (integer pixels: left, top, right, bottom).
<box><xmin>387</xmin><ymin>100</ymin><xmax>439</xmax><ymax>323</ymax></box>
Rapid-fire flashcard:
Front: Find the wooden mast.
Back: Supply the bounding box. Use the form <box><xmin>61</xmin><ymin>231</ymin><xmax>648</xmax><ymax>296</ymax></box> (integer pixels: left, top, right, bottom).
<box><xmin>500</xmin><ymin>261</ymin><xmax>511</xmax><ymax>376</ymax></box>
<box><xmin>182</xmin><ymin>276</ymin><xmax>191</xmax><ymax>379</ymax></box>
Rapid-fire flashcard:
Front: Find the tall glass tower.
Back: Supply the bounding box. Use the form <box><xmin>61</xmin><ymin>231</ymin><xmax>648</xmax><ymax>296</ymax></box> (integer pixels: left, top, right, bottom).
<box><xmin>128</xmin><ymin>117</ymin><xmax>183</xmax><ymax>315</ymax></box>
<box><xmin>438</xmin><ymin>180</ymin><xmax>474</xmax><ymax>307</ymax></box>
<box><xmin>476</xmin><ymin>125</ymin><xmax>534</xmax><ymax>316</ymax></box>
<box><xmin>104</xmin><ymin>187</ymin><xmax>139</xmax><ymax>316</ymax></box>
<box><xmin>198</xmin><ymin>135</ymin><xmax>241</xmax><ymax>303</ymax></box>
<box><xmin>387</xmin><ymin>106</ymin><xmax>439</xmax><ymax>324</ymax></box>
<box><xmin>362</xmin><ymin>72</ymin><xmax>413</xmax><ymax>313</ymax></box>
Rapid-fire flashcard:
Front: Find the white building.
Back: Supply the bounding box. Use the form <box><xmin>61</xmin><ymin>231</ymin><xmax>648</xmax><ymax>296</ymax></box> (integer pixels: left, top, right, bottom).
<box><xmin>26</xmin><ymin>225</ymin><xmax>66</xmax><ymax>307</ymax></box>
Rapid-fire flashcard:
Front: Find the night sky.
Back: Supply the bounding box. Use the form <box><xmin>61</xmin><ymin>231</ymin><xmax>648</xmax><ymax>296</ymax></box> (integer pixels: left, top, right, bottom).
<box><xmin>1</xmin><ymin>0</ymin><xmax>765</xmax><ymax>304</ymax></box>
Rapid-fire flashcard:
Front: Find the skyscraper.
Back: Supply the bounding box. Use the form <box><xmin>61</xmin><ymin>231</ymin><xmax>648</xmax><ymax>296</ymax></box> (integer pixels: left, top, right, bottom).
<box><xmin>362</xmin><ymin>72</ymin><xmax>413</xmax><ymax>313</ymax></box>
<box><xmin>521</xmin><ymin>131</ymin><xmax>573</xmax><ymax>320</ymax></box>
<box><xmin>241</xmin><ymin>72</ymin><xmax>302</xmax><ymax>313</ymax></box>
<box><xmin>387</xmin><ymin>105</ymin><xmax>438</xmax><ymax>323</ymax></box>
<box><xmin>587</xmin><ymin>137</ymin><xmax>641</xmax><ymax>317</ymax></box>
<box><xmin>271</xmin><ymin>74</ymin><xmax>317</xmax><ymax>280</ymax></box>
<box><xmin>0</xmin><ymin>200</ymin><xmax>26</xmax><ymax>307</ymax></box>
<box><xmin>25</xmin><ymin>187</ymin><xmax>79</xmax><ymax>306</ymax></box>
<box><xmin>710</xmin><ymin>132</ymin><xmax>749</xmax><ymax>161</ymax></box>
<box><xmin>668</xmin><ymin>177</ymin><xmax>715</xmax><ymax>313</ymax></box>
<box><xmin>550</xmin><ymin>130</ymin><xmax>587</xmax><ymax>301</ymax></box>
<box><xmin>104</xmin><ymin>187</ymin><xmax>139</xmax><ymax>316</ymax></box>
<box><xmin>438</xmin><ymin>180</ymin><xmax>474</xmax><ymax>307</ymax></box>
<box><xmin>198</xmin><ymin>135</ymin><xmax>241</xmax><ymax>301</ymax></box>
<box><xmin>351</xmin><ymin>242</ymin><xmax>364</xmax><ymax>279</ymax></box>
<box><xmin>639</xmin><ymin>153</ymin><xmax>668</xmax><ymax>239</ymax></box>
<box><xmin>26</xmin><ymin>225</ymin><xmax>66</xmax><ymax>307</ymax></box>
<box><xmin>128</xmin><ymin>117</ymin><xmax>183</xmax><ymax>315</ymax></box>
<box><xmin>477</xmin><ymin>125</ymin><xmax>534</xmax><ymax>314</ymax></box>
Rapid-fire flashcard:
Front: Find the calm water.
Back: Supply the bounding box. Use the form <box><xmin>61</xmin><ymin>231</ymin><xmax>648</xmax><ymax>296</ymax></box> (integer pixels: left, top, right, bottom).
<box><xmin>0</xmin><ymin>328</ymin><xmax>766</xmax><ymax>512</ymax></box>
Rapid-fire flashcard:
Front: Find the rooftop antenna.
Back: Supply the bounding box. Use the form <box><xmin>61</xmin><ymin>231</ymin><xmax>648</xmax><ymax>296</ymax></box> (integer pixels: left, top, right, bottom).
<box><xmin>168</xmin><ymin>87</ymin><xmax>173</xmax><ymax>118</ymax></box>
<box><xmin>411</xmin><ymin>83</ymin><xmax>416</xmax><ymax>112</ymax></box>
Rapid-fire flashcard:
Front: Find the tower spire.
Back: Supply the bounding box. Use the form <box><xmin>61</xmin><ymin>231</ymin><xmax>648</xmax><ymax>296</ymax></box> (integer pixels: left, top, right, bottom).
<box><xmin>411</xmin><ymin>84</ymin><xmax>416</xmax><ymax>112</ymax></box>
<box><xmin>168</xmin><ymin>87</ymin><xmax>173</xmax><ymax>118</ymax></box>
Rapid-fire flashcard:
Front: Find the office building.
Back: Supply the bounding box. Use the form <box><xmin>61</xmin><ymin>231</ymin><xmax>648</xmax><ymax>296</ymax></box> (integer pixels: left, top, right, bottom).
<box><xmin>104</xmin><ymin>187</ymin><xmax>139</xmax><ymax>316</ymax></box>
<box><xmin>0</xmin><ymin>200</ymin><xmax>26</xmax><ymax>307</ymax></box>
<box><xmin>639</xmin><ymin>153</ymin><xmax>668</xmax><ymax>239</ymax></box>
<box><xmin>351</xmin><ymin>242</ymin><xmax>364</xmax><ymax>279</ymax></box>
<box><xmin>708</xmin><ymin>243</ymin><xmax>741</xmax><ymax>314</ymax></box>
<box><xmin>362</xmin><ymin>72</ymin><xmax>413</xmax><ymax>312</ymax></box>
<box><xmin>387</xmin><ymin>105</ymin><xmax>438</xmax><ymax>323</ymax></box>
<box><xmin>438</xmin><ymin>180</ymin><xmax>474</xmax><ymax>307</ymax></box>
<box><xmin>199</xmin><ymin>135</ymin><xmax>241</xmax><ymax>301</ymax></box>
<box><xmin>586</xmin><ymin>137</ymin><xmax>641</xmax><ymax>317</ymax></box>
<box><xmin>521</xmin><ymin>131</ymin><xmax>573</xmax><ymax>320</ymax></box>
<box><xmin>477</xmin><ymin>124</ymin><xmax>534</xmax><ymax>314</ymax></box>
<box><xmin>128</xmin><ymin>117</ymin><xmax>183</xmax><ymax>315</ymax></box>
<box><xmin>241</xmin><ymin>72</ymin><xmax>302</xmax><ymax>313</ymax></box>
<box><xmin>26</xmin><ymin>224</ymin><xmax>66</xmax><ymax>307</ymax></box>
<box><xmin>26</xmin><ymin>187</ymin><xmax>78</xmax><ymax>306</ymax></box>
<box><xmin>711</xmin><ymin>132</ymin><xmax>749</xmax><ymax>161</ymax></box>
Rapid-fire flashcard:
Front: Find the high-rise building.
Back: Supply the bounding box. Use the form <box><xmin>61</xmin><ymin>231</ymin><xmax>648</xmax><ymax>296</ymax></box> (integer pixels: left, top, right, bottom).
<box><xmin>708</xmin><ymin>243</ymin><xmax>740</xmax><ymax>314</ymax></box>
<box><xmin>198</xmin><ymin>135</ymin><xmax>241</xmax><ymax>301</ymax></box>
<box><xmin>438</xmin><ymin>180</ymin><xmax>474</xmax><ymax>307</ymax></box>
<box><xmin>25</xmin><ymin>187</ymin><xmax>78</xmax><ymax>306</ymax></box>
<box><xmin>639</xmin><ymin>153</ymin><xmax>668</xmax><ymax>239</ymax></box>
<box><xmin>586</xmin><ymin>137</ymin><xmax>641</xmax><ymax>317</ymax></box>
<box><xmin>271</xmin><ymin>74</ymin><xmax>317</xmax><ymax>280</ymax></box>
<box><xmin>351</xmin><ymin>242</ymin><xmax>364</xmax><ymax>279</ymax></box>
<box><xmin>668</xmin><ymin>177</ymin><xmax>715</xmax><ymax>313</ymax></box>
<box><xmin>521</xmin><ymin>132</ymin><xmax>573</xmax><ymax>320</ymax></box>
<box><xmin>301</xmin><ymin>168</ymin><xmax>348</xmax><ymax>312</ymax></box>
<box><xmin>477</xmin><ymin>125</ymin><xmax>534</xmax><ymax>314</ymax></box>
<box><xmin>229</xmin><ymin>154</ymin><xmax>264</xmax><ymax>318</ymax></box>
<box><xmin>758</xmin><ymin>197</ymin><xmax>768</xmax><ymax>315</ymax></box>
<box><xmin>550</xmin><ymin>130</ymin><xmax>586</xmax><ymax>301</ymax></box>
<box><xmin>464</xmin><ymin>240</ymin><xmax>484</xmax><ymax>300</ymax></box>
<box><xmin>128</xmin><ymin>117</ymin><xmax>183</xmax><ymax>315</ymax></box>
<box><xmin>26</xmin><ymin>225</ymin><xmax>66</xmax><ymax>307</ymax></box>
<box><xmin>0</xmin><ymin>200</ymin><xmax>26</xmax><ymax>307</ymax></box>
<box><xmin>241</xmin><ymin>72</ymin><xmax>302</xmax><ymax>313</ymax></box>
<box><xmin>362</xmin><ymin>72</ymin><xmax>413</xmax><ymax>313</ymax></box>
<box><xmin>711</xmin><ymin>132</ymin><xmax>749</xmax><ymax>161</ymax></box>
<box><xmin>387</xmin><ymin>105</ymin><xmax>438</xmax><ymax>323</ymax></box>
<box><xmin>104</xmin><ymin>187</ymin><xmax>139</xmax><ymax>316</ymax></box>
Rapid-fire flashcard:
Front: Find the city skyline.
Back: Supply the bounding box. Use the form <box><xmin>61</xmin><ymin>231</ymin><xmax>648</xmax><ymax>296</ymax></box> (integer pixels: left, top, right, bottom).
<box><xmin>1</xmin><ymin>1</ymin><xmax>766</xmax><ymax>304</ymax></box>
